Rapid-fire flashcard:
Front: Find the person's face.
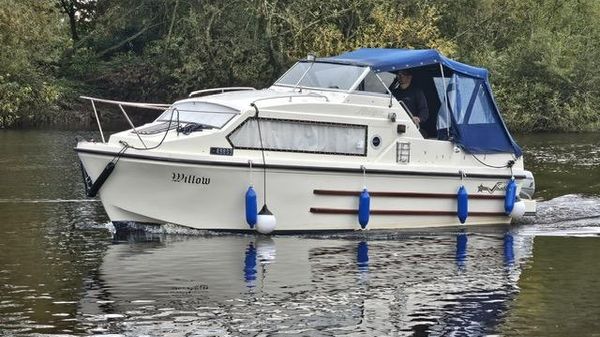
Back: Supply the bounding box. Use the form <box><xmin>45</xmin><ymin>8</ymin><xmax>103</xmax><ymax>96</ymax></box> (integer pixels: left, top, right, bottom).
<box><xmin>398</xmin><ymin>72</ymin><xmax>412</xmax><ymax>87</ymax></box>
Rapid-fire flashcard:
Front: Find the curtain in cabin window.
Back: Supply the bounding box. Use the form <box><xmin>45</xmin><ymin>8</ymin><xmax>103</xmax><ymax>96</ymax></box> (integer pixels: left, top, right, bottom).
<box><xmin>228</xmin><ymin>118</ymin><xmax>366</xmax><ymax>156</ymax></box>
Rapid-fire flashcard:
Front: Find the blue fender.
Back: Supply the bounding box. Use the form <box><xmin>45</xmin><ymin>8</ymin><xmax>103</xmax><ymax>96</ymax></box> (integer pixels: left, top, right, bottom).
<box><xmin>457</xmin><ymin>185</ymin><xmax>468</xmax><ymax>224</ymax></box>
<box><xmin>358</xmin><ymin>188</ymin><xmax>370</xmax><ymax>229</ymax></box>
<box><xmin>504</xmin><ymin>179</ymin><xmax>517</xmax><ymax>215</ymax></box>
<box><xmin>245</xmin><ymin>186</ymin><xmax>257</xmax><ymax>228</ymax></box>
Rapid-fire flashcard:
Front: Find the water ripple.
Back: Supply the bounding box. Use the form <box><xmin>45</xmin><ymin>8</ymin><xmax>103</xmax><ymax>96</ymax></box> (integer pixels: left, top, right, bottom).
<box><xmin>0</xmin><ymin>199</ymin><xmax>100</xmax><ymax>204</ymax></box>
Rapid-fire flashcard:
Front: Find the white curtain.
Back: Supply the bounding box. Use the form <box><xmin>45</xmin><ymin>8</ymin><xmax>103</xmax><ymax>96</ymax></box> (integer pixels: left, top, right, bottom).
<box><xmin>229</xmin><ymin>119</ymin><xmax>366</xmax><ymax>155</ymax></box>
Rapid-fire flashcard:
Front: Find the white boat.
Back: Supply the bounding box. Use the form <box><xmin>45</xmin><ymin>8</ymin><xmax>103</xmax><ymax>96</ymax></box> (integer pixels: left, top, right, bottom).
<box><xmin>76</xmin><ymin>48</ymin><xmax>536</xmax><ymax>233</ymax></box>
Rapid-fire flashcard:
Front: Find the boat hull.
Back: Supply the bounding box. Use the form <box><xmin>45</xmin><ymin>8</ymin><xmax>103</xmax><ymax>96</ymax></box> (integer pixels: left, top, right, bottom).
<box><xmin>77</xmin><ymin>148</ymin><xmax>522</xmax><ymax>232</ymax></box>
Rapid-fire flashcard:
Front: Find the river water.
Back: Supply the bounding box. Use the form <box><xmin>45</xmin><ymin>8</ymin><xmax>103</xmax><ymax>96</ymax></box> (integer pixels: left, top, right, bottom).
<box><xmin>0</xmin><ymin>130</ymin><xmax>599</xmax><ymax>336</ymax></box>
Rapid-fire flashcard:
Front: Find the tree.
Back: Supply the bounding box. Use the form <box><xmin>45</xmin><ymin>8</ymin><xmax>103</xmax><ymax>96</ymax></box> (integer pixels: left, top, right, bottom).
<box><xmin>2</xmin><ymin>0</ymin><xmax>599</xmax><ymax>131</ymax></box>
<box><xmin>57</xmin><ymin>0</ymin><xmax>97</xmax><ymax>43</ymax></box>
<box><xmin>62</xmin><ymin>0</ymin><xmax>454</xmax><ymax>102</ymax></box>
<box><xmin>0</xmin><ymin>0</ymin><xmax>69</xmax><ymax>127</ymax></box>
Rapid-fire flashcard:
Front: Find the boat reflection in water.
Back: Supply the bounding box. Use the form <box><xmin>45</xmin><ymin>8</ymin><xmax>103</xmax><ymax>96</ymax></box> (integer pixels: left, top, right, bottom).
<box><xmin>456</xmin><ymin>231</ymin><xmax>468</xmax><ymax>270</ymax></box>
<box><xmin>79</xmin><ymin>227</ymin><xmax>532</xmax><ymax>336</ymax></box>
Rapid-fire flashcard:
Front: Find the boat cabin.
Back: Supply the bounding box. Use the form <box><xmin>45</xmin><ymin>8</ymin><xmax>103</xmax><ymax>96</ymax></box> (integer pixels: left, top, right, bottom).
<box><xmin>271</xmin><ymin>48</ymin><xmax>522</xmax><ymax>157</ymax></box>
<box><xmin>84</xmin><ymin>48</ymin><xmax>522</xmax><ymax>162</ymax></box>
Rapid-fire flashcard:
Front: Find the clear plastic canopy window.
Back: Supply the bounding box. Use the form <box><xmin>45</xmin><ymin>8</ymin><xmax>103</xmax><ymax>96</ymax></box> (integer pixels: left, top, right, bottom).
<box><xmin>434</xmin><ymin>74</ymin><xmax>498</xmax><ymax>130</ymax></box>
<box><xmin>319</xmin><ymin>48</ymin><xmax>522</xmax><ymax>156</ymax></box>
<box><xmin>275</xmin><ymin>62</ymin><xmax>366</xmax><ymax>90</ymax></box>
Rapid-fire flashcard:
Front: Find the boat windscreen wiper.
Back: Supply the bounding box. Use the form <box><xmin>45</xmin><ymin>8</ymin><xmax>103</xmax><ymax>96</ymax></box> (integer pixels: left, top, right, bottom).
<box><xmin>177</xmin><ymin>122</ymin><xmax>214</xmax><ymax>135</ymax></box>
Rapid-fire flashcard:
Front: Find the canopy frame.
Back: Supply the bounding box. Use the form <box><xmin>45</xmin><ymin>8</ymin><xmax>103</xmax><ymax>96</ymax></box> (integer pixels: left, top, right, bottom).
<box><xmin>323</xmin><ymin>48</ymin><xmax>522</xmax><ymax>157</ymax></box>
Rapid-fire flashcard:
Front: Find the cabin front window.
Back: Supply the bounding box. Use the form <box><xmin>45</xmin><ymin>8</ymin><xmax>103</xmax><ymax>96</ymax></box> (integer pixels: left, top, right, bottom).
<box><xmin>227</xmin><ymin>118</ymin><xmax>367</xmax><ymax>156</ymax></box>
<box><xmin>156</xmin><ymin>102</ymin><xmax>238</xmax><ymax>128</ymax></box>
<box><xmin>275</xmin><ymin>62</ymin><xmax>366</xmax><ymax>90</ymax></box>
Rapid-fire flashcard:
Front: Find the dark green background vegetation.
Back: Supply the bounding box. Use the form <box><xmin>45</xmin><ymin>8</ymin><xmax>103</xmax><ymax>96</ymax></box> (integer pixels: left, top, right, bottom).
<box><xmin>1</xmin><ymin>0</ymin><xmax>599</xmax><ymax>131</ymax></box>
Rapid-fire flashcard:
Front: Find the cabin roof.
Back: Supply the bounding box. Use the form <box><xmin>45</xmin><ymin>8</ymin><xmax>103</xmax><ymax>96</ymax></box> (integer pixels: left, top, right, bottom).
<box><xmin>323</xmin><ymin>48</ymin><xmax>522</xmax><ymax>157</ymax></box>
<box><xmin>322</xmin><ymin>48</ymin><xmax>488</xmax><ymax>79</ymax></box>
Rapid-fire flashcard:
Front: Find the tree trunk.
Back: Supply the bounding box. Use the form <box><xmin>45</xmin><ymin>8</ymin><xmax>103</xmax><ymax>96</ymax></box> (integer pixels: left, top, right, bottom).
<box><xmin>68</xmin><ymin>11</ymin><xmax>79</xmax><ymax>41</ymax></box>
<box><xmin>59</xmin><ymin>0</ymin><xmax>79</xmax><ymax>42</ymax></box>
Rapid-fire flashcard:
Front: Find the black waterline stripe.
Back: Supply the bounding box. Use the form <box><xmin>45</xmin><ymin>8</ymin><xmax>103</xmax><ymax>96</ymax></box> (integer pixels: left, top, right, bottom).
<box><xmin>75</xmin><ymin>148</ymin><xmax>525</xmax><ymax>180</ymax></box>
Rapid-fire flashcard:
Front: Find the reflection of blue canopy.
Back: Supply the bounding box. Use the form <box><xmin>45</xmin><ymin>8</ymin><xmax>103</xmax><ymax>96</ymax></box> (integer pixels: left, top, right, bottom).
<box><xmin>324</xmin><ymin>48</ymin><xmax>522</xmax><ymax>157</ymax></box>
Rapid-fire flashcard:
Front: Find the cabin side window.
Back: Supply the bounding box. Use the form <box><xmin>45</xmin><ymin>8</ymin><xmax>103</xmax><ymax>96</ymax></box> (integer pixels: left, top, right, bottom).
<box><xmin>227</xmin><ymin>118</ymin><xmax>367</xmax><ymax>156</ymax></box>
<box><xmin>355</xmin><ymin>71</ymin><xmax>395</xmax><ymax>94</ymax></box>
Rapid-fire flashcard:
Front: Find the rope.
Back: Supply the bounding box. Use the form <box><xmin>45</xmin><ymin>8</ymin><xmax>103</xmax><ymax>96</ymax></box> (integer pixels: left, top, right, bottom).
<box><xmin>361</xmin><ymin>165</ymin><xmax>367</xmax><ymax>189</ymax></box>
<box><xmin>470</xmin><ymin>153</ymin><xmax>515</xmax><ymax>170</ymax></box>
<box><xmin>111</xmin><ymin>146</ymin><xmax>128</xmax><ymax>165</ymax></box>
<box><xmin>248</xmin><ymin>160</ymin><xmax>253</xmax><ymax>187</ymax></box>
<box><xmin>124</xmin><ymin>107</ymin><xmax>179</xmax><ymax>151</ymax></box>
<box><xmin>251</xmin><ymin>103</ymin><xmax>268</xmax><ymax>206</ymax></box>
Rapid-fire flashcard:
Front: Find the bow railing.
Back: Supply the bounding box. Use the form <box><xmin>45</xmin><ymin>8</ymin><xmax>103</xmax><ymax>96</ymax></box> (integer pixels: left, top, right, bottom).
<box><xmin>80</xmin><ymin>96</ymin><xmax>170</xmax><ymax>147</ymax></box>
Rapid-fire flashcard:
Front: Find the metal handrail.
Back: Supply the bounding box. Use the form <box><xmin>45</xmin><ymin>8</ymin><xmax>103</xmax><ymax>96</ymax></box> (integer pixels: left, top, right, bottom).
<box><xmin>81</xmin><ymin>92</ymin><xmax>328</xmax><ymax>146</ymax></box>
<box><xmin>188</xmin><ymin>87</ymin><xmax>256</xmax><ymax>97</ymax></box>
<box><xmin>80</xmin><ymin>96</ymin><xmax>171</xmax><ymax>146</ymax></box>
<box><xmin>250</xmin><ymin>93</ymin><xmax>329</xmax><ymax>106</ymax></box>
<box><xmin>80</xmin><ymin>96</ymin><xmax>170</xmax><ymax>110</ymax></box>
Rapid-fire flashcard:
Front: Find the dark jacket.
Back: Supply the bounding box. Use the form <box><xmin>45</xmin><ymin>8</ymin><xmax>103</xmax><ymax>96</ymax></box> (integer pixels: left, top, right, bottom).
<box><xmin>391</xmin><ymin>84</ymin><xmax>429</xmax><ymax>124</ymax></box>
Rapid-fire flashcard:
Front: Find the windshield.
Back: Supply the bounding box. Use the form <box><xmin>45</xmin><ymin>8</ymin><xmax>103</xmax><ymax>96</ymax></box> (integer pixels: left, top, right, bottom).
<box><xmin>275</xmin><ymin>62</ymin><xmax>366</xmax><ymax>90</ymax></box>
<box><xmin>157</xmin><ymin>102</ymin><xmax>238</xmax><ymax>128</ymax></box>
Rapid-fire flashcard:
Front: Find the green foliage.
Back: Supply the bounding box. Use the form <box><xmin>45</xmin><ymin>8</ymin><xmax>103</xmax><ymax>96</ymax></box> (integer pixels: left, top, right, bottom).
<box><xmin>60</xmin><ymin>0</ymin><xmax>454</xmax><ymax>102</ymax></box>
<box><xmin>282</xmin><ymin>2</ymin><xmax>455</xmax><ymax>59</ymax></box>
<box><xmin>0</xmin><ymin>0</ymin><xmax>69</xmax><ymax>127</ymax></box>
<box><xmin>432</xmin><ymin>0</ymin><xmax>600</xmax><ymax>131</ymax></box>
<box><xmin>1</xmin><ymin>0</ymin><xmax>600</xmax><ymax>131</ymax></box>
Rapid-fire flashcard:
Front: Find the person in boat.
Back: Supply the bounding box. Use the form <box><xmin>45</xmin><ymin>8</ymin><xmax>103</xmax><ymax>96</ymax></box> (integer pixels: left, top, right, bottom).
<box><xmin>390</xmin><ymin>69</ymin><xmax>429</xmax><ymax>132</ymax></box>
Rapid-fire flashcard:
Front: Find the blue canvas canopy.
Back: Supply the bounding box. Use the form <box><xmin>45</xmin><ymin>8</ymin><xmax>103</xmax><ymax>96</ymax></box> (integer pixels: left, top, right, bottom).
<box><xmin>323</xmin><ymin>48</ymin><xmax>522</xmax><ymax>157</ymax></box>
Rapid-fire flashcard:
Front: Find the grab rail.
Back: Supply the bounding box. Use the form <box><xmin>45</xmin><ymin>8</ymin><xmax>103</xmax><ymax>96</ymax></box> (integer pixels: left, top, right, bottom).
<box><xmin>250</xmin><ymin>93</ymin><xmax>329</xmax><ymax>106</ymax></box>
<box><xmin>80</xmin><ymin>96</ymin><xmax>170</xmax><ymax>147</ymax></box>
<box><xmin>80</xmin><ymin>96</ymin><xmax>170</xmax><ymax>109</ymax></box>
<box><xmin>81</xmin><ymin>92</ymin><xmax>328</xmax><ymax>146</ymax></box>
<box><xmin>188</xmin><ymin>87</ymin><xmax>256</xmax><ymax>97</ymax></box>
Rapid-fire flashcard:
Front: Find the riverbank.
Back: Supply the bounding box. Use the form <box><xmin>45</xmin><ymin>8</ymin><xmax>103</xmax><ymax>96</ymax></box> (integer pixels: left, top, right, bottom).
<box><xmin>3</xmin><ymin>0</ymin><xmax>600</xmax><ymax>134</ymax></box>
<box><xmin>1</xmin><ymin>101</ymin><xmax>161</xmax><ymax>131</ymax></box>
<box><xmin>3</xmin><ymin>105</ymin><xmax>600</xmax><ymax>133</ymax></box>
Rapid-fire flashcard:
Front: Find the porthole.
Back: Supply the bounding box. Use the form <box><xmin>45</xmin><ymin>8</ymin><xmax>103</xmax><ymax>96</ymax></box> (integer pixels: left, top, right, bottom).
<box><xmin>371</xmin><ymin>135</ymin><xmax>382</xmax><ymax>149</ymax></box>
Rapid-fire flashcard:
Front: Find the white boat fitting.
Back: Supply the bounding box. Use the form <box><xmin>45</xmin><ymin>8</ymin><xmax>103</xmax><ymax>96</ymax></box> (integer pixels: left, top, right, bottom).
<box><xmin>76</xmin><ymin>48</ymin><xmax>537</xmax><ymax>233</ymax></box>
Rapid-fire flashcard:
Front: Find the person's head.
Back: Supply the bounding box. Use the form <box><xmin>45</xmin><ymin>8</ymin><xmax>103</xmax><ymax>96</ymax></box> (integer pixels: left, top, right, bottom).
<box><xmin>396</xmin><ymin>69</ymin><xmax>413</xmax><ymax>89</ymax></box>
